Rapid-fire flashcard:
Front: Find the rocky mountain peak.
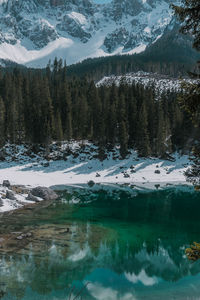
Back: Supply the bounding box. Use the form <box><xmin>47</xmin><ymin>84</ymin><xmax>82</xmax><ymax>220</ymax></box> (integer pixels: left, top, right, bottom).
<box><xmin>110</xmin><ymin>0</ymin><xmax>143</xmax><ymax>19</ymax></box>
<box><xmin>0</xmin><ymin>0</ymin><xmax>178</xmax><ymax>67</ymax></box>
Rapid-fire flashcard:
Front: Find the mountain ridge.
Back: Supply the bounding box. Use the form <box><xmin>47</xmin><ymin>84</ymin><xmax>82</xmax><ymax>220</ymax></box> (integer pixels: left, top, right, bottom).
<box><xmin>0</xmin><ymin>0</ymin><xmax>179</xmax><ymax>67</ymax></box>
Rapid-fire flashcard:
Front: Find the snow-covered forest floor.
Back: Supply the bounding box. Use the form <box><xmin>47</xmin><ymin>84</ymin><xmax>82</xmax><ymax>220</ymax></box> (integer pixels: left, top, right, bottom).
<box><xmin>0</xmin><ymin>141</ymin><xmax>191</xmax><ymax>213</ymax></box>
<box><xmin>96</xmin><ymin>71</ymin><xmax>198</xmax><ymax>97</ymax></box>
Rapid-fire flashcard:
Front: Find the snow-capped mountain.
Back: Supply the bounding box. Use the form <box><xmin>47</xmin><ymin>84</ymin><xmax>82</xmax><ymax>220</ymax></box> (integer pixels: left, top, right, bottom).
<box><xmin>0</xmin><ymin>0</ymin><xmax>176</xmax><ymax>68</ymax></box>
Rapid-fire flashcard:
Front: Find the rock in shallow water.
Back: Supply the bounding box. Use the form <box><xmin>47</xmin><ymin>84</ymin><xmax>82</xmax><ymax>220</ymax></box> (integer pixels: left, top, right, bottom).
<box><xmin>31</xmin><ymin>186</ymin><xmax>58</xmax><ymax>201</ymax></box>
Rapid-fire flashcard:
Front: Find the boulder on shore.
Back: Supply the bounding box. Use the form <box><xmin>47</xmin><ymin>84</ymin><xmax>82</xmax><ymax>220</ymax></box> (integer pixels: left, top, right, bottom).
<box><xmin>6</xmin><ymin>190</ymin><xmax>16</xmax><ymax>200</ymax></box>
<box><xmin>26</xmin><ymin>192</ymin><xmax>41</xmax><ymax>202</ymax></box>
<box><xmin>31</xmin><ymin>186</ymin><xmax>58</xmax><ymax>201</ymax></box>
<box><xmin>154</xmin><ymin>170</ymin><xmax>161</xmax><ymax>174</ymax></box>
<box><xmin>87</xmin><ymin>180</ymin><xmax>95</xmax><ymax>187</ymax></box>
<box><xmin>3</xmin><ymin>180</ymin><xmax>10</xmax><ymax>188</ymax></box>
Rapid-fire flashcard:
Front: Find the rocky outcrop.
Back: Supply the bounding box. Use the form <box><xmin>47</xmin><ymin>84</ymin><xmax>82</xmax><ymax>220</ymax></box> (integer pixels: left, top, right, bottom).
<box><xmin>109</xmin><ymin>0</ymin><xmax>143</xmax><ymax>21</ymax></box>
<box><xmin>21</xmin><ymin>20</ymin><xmax>59</xmax><ymax>48</ymax></box>
<box><xmin>31</xmin><ymin>186</ymin><xmax>58</xmax><ymax>201</ymax></box>
<box><xmin>57</xmin><ymin>15</ymin><xmax>91</xmax><ymax>43</ymax></box>
<box><xmin>104</xmin><ymin>27</ymin><xmax>129</xmax><ymax>53</ymax></box>
<box><xmin>30</xmin><ymin>22</ymin><xmax>58</xmax><ymax>48</ymax></box>
<box><xmin>50</xmin><ymin>0</ymin><xmax>65</xmax><ymax>7</ymax></box>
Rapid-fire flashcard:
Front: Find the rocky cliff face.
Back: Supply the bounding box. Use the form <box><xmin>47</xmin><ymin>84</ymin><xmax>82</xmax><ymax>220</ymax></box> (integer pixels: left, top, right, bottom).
<box><xmin>0</xmin><ymin>0</ymin><xmax>177</xmax><ymax>67</ymax></box>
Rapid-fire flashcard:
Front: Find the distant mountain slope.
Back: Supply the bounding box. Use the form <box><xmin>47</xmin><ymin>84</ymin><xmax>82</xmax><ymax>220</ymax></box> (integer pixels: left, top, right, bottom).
<box><xmin>67</xmin><ymin>27</ymin><xmax>200</xmax><ymax>80</ymax></box>
<box><xmin>141</xmin><ymin>22</ymin><xmax>200</xmax><ymax>65</ymax></box>
<box><xmin>0</xmin><ymin>0</ymin><xmax>183</xmax><ymax>67</ymax></box>
<box><xmin>0</xmin><ymin>58</ymin><xmax>24</xmax><ymax>68</ymax></box>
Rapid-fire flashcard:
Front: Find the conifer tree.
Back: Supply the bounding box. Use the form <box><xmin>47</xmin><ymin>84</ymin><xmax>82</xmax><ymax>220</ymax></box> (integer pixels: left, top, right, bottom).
<box><xmin>0</xmin><ymin>63</ymin><xmax>197</xmax><ymax>160</ymax></box>
<box><xmin>40</xmin><ymin>78</ymin><xmax>55</xmax><ymax>145</ymax></box>
<box><xmin>118</xmin><ymin>94</ymin><xmax>128</xmax><ymax>158</ymax></box>
<box><xmin>92</xmin><ymin>89</ymin><xmax>102</xmax><ymax>141</ymax></box>
<box><xmin>0</xmin><ymin>96</ymin><xmax>5</xmax><ymax>146</ymax></box>
<box><xmin>155</xmin><ymin>102</ymin><xmax>172</xmax><ymax>157</ymax></box>
<box><xmin>172</xmin><ymin>0</ymin><xmax>200</xmax><ymax>51</ymax></box>
<box><xmin>119</xmin><ymin>120</ymin><xmax>128</xmax><ymax>158</ymax></box>
<box><xmin>97</xmin><ymin>86</ymin><xmax>108</xmax><ymax>159</ymax></box>
<box><xmin>76</xmin><ymin>96</ymin><xmax>88</xmax><ymax>139</ymax></box>
<box><xmin>15</xmin><ymin>81</ymin><xmax>25</xmax><ymax>143</ymax></box>
<box><xmin>127</xmin><ymin>86</ymin><xmax>137</xmax><ymax>147</ymax></box>
<box><xmin>23</xmin><ymin>77</ymin><xmax>32</xmax><ymax>143</ymax></box>
<box><xmin>54</xmin><ymin>111</ymin><xmax>63</xmax><ymax>142</ymax></box>
<box><xmin>60</xmin><ymin>82</ymin><xmax>72</xmax><ymax>140</ymax></box>
<box><xmin>28</xmin><ymin>78</ymin><xmax>39</xmax><ymax>143</ymax></box>
<box><xmin>173</xmin><ymin>0</ymin><xmax>200</xmax><ymax>184</ymax></box>
<box><xmin>6</xmin><ymin>85</ymin><xmax>18</xmax><ymax>144</ymax></box>
<box><xmin>136</xmin><ymin>100</ymin><xmax>151</xmax><ymax>157</ymax></box>
<box><xmin>106</xmin><ymin>84</ymin><xmax>118</xmax><ymax>148</ymax></box>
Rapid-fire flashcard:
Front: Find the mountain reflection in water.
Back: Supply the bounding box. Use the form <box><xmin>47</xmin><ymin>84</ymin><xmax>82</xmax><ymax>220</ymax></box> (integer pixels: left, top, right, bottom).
<box><xmin>0</xmin><ymin>184</ymin><xmax>200</xmax><ymax>300</ymax></box>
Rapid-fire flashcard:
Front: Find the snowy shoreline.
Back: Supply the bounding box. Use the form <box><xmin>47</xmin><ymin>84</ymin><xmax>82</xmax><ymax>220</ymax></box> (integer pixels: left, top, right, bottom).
<box><xmin>0</xmin><ymin>151</ymin><xmax>189</xmax><ymax>188</ymax></box>
<box><xmin>0</xmin><ymin>142</ymin><xmax>192</xmax><ymax>213</ymax></box>
<box><xmin>0</xmin><ymin>179</ymin><xmax>191</xmax><ymax>214</ymax></box>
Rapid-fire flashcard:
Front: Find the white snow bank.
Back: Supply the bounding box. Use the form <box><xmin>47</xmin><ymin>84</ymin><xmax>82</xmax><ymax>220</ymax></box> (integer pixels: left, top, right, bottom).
<box><xmin>0</xmin><ymin>151</ymin><xmax>189</xmax><ymax>187</ymax></box>
<box><xmin>0</xmin><ymin>186</ymin><xmax>33</xmax><ymax>213</ymax></box>
<box><xmin>0</xmin><ymin>142</ymin><xmax>192</xmax><ymax>213</ymax></box>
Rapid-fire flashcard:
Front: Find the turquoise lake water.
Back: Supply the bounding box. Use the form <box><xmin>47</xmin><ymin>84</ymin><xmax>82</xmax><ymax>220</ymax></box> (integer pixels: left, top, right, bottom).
<box><xmin>0</xmin><ymin>185</ymin><xmax>200</xmax><ymax>300</ymax></box>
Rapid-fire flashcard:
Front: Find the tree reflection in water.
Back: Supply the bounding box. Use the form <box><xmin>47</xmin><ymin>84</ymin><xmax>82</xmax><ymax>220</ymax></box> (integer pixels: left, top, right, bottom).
<box><xmin>0</xmin><ymin>185</ymin><xmax>200</xmax><ymax>300</ymax></box>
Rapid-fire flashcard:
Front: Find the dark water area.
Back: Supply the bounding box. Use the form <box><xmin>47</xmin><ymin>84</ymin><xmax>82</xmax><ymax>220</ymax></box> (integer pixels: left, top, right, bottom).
<box><xmin>0</xmin><ymin>185</ymin><xmax>200</xmax><ymax>300</ymax></box>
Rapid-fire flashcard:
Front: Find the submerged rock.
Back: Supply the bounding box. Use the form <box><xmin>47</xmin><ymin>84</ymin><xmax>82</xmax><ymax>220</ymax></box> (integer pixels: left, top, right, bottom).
<box><xmin>16</xmin><ymin>232</ymin><xmax>32</xmax><ymax>240</ymax></box>
<box><xmin>31</xmin><ymin>186</ymin><xmax>58</xmax><ymax>201</ymax></box>
<box><xmin>0</xmin><ymin>291</ymin><xmax>5</xmax><ymax>298</ymax></box>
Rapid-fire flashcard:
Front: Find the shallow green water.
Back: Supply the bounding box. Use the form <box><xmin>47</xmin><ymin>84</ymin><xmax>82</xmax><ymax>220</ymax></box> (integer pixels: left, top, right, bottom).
<box><xmin>1</xmin><ymin>185</ymin><xmax>200</xmax><ymax>300</ymax></box>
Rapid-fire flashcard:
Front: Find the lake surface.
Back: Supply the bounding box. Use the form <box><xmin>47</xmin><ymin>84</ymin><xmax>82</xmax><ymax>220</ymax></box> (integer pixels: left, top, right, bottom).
<box><xmin>0</xmin><ymin>184</ymin><xmax>200</xmax><ymax>300</ymax></box>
